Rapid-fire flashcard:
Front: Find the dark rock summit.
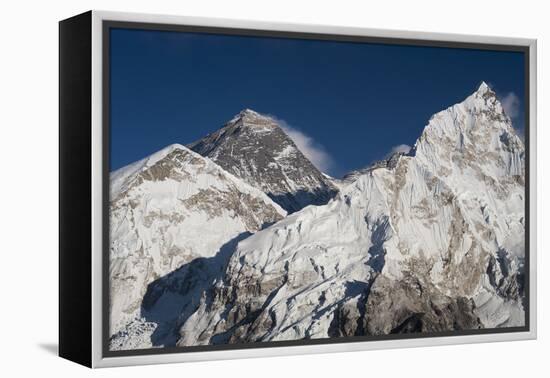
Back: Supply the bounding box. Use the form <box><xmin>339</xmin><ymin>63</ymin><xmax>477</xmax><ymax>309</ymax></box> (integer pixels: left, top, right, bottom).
<box><xmin>189</xmin><ymin>109</ymin><xmax>338</xmax><ymax>213</ymax></box>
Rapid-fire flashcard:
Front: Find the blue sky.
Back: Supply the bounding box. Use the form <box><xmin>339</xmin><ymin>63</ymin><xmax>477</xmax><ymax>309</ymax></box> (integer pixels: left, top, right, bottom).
<box><xmin>109</xmin><ymin>28</ymin><xmax>525</xmax><ymax>177</ymax></box>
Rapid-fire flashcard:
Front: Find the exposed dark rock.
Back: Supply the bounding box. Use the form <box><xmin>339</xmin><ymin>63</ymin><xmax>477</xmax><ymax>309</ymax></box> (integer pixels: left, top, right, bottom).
<box><xmin>189</xmin><ymin>109</ymin><xmax>338</xmax><ymax>213</ymax></box>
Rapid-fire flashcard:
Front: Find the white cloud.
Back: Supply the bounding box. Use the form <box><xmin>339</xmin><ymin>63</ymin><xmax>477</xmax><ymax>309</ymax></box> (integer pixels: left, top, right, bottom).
<box><xmin>501</xmin><ymin>92</ymin><xmax>520</xmax><ymax>119</ymax></box>
<box><xmin>389</xmin><ymin>144</ymin><xmax>412</xmax><ymax>155</ymax></box>
<box><xmin>274</xmin><ymin>118</ymin><xmax>335</xmax><ymax>174</ymax></box>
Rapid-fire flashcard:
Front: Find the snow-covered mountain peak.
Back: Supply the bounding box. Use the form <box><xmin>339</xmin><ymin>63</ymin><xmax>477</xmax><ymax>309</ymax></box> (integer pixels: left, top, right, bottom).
<box><xmin>111</xmin><ymin>143</ymin><xmax>186</xmax><ymax>176</ymax></box>
<box><xmin>189</xmin><ymin>110</ymin><xmax>338</xmax><ymax>213</ymax></box>
<box><xmin>238</xmin><ymin>108</ymin><xmax>263</xmax><ymax>118</ymax></box>
<box><xmin>109</xmin><ymin>142</ymin><xmax>287</xmax><ymax>348</ymax></box>
<box><xmin>225</xmin><ymin>108</ymin><xmax>279</xmax><ymax>131</ymax></box>
<box><xmin>110</xmin><ymin>143</ymin><xmax>186</xmax><ymax>198</ymax></box>
<box><xmin>476</xmin><ymin>81</ymin><xmax>491</xmax><ymax>93</ymax></box>
<box><xmin>473</xmin><ymin>82</ymin><xmax>504</xmax><ymax>105</ymax></box>
<box><xmin>423</xmin><ymin>83</ymin><xmax>506</xmax><ymax>130</ymax></box>
<box><xmin>110</xmin><ymin>143</ymin><xmax>225</xmax><ymax>200</ymax></box>
<box><xmin>411</xmin><ymin>83</ymin><xmax>523</xmax><ymax>181</ymax></box>
<box><xmin>342</xmin><ymin>85</ymin><xmax>516</xmax><ymax>187</ymax></box>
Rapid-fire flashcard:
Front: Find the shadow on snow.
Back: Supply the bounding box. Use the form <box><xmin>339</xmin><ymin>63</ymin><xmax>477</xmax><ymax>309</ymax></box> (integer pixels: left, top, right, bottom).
<box><xmin>140</xmin><ymin>232</ymin><xmax>251</xmax><ymax>347</ymax></box>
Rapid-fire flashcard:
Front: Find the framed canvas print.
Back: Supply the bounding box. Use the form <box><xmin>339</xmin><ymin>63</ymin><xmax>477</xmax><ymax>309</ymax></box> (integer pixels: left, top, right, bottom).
<box><xmin>59</xmin><ymin>10</ymin><xmax>537</xmax><ymax>368</ymax></box>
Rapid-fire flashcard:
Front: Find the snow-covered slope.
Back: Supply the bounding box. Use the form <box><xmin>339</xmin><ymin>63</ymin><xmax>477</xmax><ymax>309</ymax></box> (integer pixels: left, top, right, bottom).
<box><xmin>341</xmin><ymin>152</ymin><xmax>405</xmax><ymax>184</ymax></box>
<box><xmin>189</xmin><ymin>109</ymin><xmax>338</xmax><ymax>213</ymax></box>
<box><xmin>108</xmin><ymin>144</ymin><xmax>286</xmax><ymax>350</ymax></box>
<box><xmin>175</xmin><ymin>83</ymin><xmax>525</xmax><ymax>345</ymax></box>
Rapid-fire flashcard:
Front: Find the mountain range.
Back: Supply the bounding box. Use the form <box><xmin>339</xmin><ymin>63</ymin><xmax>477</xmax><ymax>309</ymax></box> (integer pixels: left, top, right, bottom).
<box><xmin>109</xmin><ymin>82</ymin><xmax>525</xmax><ymax>350</ymax></box>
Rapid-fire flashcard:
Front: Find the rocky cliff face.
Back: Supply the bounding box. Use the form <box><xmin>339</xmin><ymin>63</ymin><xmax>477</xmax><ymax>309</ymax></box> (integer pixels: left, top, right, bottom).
<box><xmin>189</xmin><ymin>109</ymin><xmax>337</xmax><ymax>213</ymax></box>
<box><xmin>174</xmin><ymin>83</ymin><xmax>525</xmax><ymax>346</ymax></box>
<box><xmin>108</xmin><ymin>144</ymin><xmax>286</xmax><ymax>350</ymax></box>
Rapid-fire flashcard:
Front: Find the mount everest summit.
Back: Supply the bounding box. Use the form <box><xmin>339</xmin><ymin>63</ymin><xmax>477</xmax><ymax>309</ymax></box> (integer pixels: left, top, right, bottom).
<box><xmin>188</xmin><ymin>109</ymin><xmax>338</xmax><ymax>213</ymax></box>
<box><xmin>109</xmin><ymin>82</ymin><xmax>526</xmax><ymax>351</ymax></box>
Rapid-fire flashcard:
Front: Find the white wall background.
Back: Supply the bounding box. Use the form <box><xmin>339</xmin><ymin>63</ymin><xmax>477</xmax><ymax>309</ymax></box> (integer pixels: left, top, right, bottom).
<box><xmin>0</xmin><ymin>0</ymin><xmax>546</xmax><ymax>376</ymax></box>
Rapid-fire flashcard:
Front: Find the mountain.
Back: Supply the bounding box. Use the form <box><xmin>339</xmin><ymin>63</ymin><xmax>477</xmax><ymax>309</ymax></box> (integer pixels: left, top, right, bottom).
<box><xmin>108</xmin><ymin>144</ymin><xmax>286</xmax><ymax>350</ymax></box>
<box><xmin>174</xmin><ymin>82</ymin><xmax>525</xmax><ymax>345</ymax></box>
<box><xmin>341</xmin><ymin>151</ymin><xmax>406</xmax><ymax>184</ymax></box>
<box><xmin>189</xmin><ymin>109</ymin><xmax>338</xmax><ymax>213</ymax></box>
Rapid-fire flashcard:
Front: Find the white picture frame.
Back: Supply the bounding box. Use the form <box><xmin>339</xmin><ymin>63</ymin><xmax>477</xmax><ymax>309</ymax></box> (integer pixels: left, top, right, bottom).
<box><xmin>59</xmin><ymin>10</ymin><xmax>537</xmax><ymax>368</ymax></box>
